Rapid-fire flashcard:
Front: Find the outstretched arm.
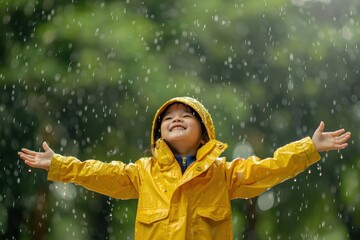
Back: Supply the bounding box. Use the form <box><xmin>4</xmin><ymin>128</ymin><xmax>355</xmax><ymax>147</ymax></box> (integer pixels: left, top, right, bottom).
<box><xmin>18</xmin><ymin>142</ymin><xmax>54</xmax><ymax>170</ymax></box>
<box><xmin>312</xmin><ymin>121</ymin><xmax>351</xmax><ymax>152</ymax></box>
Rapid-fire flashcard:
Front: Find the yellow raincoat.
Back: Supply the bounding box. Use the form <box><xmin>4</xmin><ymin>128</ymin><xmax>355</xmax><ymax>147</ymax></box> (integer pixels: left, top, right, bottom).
<box><xmin>48</xmin><ymin>97</ymin><xmax>321</xmax><ymax>240</ymax></box>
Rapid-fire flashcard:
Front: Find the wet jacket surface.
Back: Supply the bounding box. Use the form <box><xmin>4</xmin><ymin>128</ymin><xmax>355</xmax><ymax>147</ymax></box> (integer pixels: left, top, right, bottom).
<box><xmin>48</xmin><ymin>97</ymin><xmax>321</xmax><ymax>240</ymax></box>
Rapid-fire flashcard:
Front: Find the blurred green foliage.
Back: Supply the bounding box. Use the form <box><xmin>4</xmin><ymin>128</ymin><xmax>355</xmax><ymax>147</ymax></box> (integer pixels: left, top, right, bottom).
<box><xmin>1</xmin><ymin>0</ymin><xmax>359</xmax><ymax>239</ymax></box>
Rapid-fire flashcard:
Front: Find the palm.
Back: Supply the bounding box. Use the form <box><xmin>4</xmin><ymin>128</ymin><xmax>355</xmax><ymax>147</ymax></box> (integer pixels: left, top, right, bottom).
<box><xmin>35</xmin><ymin>151</ymin><xmax>53</xmax><ymax>165</ymax></box>
<box><xmin>312</xmin><ymin>121</ymin><xmax>351</xmax><ymax>152</ymax></box>
<box><xmin>18</xmin><ymin>142</ymin><xmax>54</xmax><ymax>170</ymax></box>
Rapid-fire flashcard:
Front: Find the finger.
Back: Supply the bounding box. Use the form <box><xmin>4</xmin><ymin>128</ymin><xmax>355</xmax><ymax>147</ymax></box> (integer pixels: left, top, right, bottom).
<box><xmin>336</xmin><ymin>143</ymin><xmax>348</xmax><ymax>149</ymax></box>
<box><xmin>21</xmin><ymin>148</ymin><xmax>38</xmax><ymax>156</ymax></box>
<box><xmin>42</xmin><ymin>142</ymin><xmax>51</xmax><ymax>152</ymax></box>
<box><xmin>316</xmin><ymin>121</ymin><xmax>325</xmax><ymax>133</ymax></box>
<box><xmin>331</xmin><ymin>129</ymin><xmax>346</xmax><ymax>136</ymax></box>
<box><xmin>18</xmin><ymin>152</ymin><xmax>34</xmax><ymax>160</ymax></box>
<box><xmin>19</xmin><ymin>153</ymin><xmax>35</xmax><ymax>163</ymax></box>
<box><xmin>337</xmin><ymin>132</ymin><xmax>351</xmax><ymax>143</ymax></box>
<box><xmin>24</xmin><ymin>160</ymin><xmax>38</xmax><ymax>168</ymax></box>
<box><xmin>18</xmin><ymin>152</ymin><xmax>27</xmax><ymax>159</ymax></box>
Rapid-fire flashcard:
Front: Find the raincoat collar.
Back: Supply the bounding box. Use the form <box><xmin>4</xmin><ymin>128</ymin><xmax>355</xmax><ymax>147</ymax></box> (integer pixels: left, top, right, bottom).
<box><xmin>153</xmin><ymin>138</ymin><xmax>228</xmax><ymax>166</ymax></box>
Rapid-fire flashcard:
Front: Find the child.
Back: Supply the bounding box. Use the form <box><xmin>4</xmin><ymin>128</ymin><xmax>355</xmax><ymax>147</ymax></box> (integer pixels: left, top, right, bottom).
<box><xmin>18</xmin><ymin>96</ymin><xmax>351</xmax><ymax>240</ymax></box>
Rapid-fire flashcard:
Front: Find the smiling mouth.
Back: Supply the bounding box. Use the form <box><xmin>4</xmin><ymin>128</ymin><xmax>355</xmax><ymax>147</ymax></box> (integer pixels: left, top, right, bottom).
<box><xmin>170</xmin><ymin>126</ymin><xmax>186</xmax><ymax>132</ymax></box>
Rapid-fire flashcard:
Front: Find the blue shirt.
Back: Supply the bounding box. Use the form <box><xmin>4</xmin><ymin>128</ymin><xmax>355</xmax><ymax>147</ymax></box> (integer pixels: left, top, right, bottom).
<box><xmin>175</xmin><ymin>155</ymin><xmax>196</xmax><ymax>174</ymax></box>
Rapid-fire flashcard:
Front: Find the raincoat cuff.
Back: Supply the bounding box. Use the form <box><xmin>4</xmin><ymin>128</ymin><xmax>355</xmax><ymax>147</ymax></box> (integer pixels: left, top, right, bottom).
<box><xmin>47</xmin><ymin>154</ymin><xmax>64</xmax><ymax>181</ymax></box>
<box><xmin>301</xmin><ymin>136</ymin><xmax>321</xmax><ymax>166</ymax></box>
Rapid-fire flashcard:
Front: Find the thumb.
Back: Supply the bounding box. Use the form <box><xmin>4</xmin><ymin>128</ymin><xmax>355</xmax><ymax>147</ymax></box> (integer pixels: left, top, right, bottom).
<box><xmin>316</xmin><ymin>121</ymin><xmax>325</xmax><ymax>134</ymax></box>
<box><xmin>42</xmin><ymin>141</ymin><xmax>51</xmax><ymax>152</ymax></box>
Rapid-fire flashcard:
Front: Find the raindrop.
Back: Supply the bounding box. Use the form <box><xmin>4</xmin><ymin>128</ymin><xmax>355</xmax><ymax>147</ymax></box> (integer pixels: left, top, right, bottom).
<box><xmin>289</xmin><ymin>53</ymin><xmax>294</xmax><ymax>61</ymax></box>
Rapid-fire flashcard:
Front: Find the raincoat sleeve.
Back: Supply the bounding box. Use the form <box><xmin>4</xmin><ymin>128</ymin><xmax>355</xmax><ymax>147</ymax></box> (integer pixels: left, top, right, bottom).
<box><xmin>226</xmin><ymin>136</ymin><xmax>321</xmax><ymax>199</ymax></box>
<box><xmin>47</xmin><ymin>154</ymin><xmax>141</xmax><ymax>199</ymax></box>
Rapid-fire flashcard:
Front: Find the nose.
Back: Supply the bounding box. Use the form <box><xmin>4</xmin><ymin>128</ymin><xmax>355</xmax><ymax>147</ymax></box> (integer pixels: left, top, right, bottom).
<box><xmin>172</xmin><ymin>115</ymin><xmax>182</xmax><ymax>122</ymax></box>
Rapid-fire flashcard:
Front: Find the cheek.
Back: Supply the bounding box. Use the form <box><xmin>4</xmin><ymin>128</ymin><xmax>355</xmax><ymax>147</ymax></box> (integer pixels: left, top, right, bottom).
<box><xmin>191</xmin><ymin>121</ymin><xmax>203</xmax><ymax>136</ymax></box>
<box><xmin>159</xmin><ymin>123</ymin><xmax>166</xmax><ymax>135</ymax></box>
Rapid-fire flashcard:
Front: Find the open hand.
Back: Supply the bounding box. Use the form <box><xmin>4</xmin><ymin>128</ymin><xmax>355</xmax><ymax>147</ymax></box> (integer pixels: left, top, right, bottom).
<box><xmin>312</xmin><ymin>121</ymin><xmax>351</xmax><ymax>152</ymax></box>
<box><xmin>18</xmin><ymin>142</ymin><xmax>54</xmax><ymax>170</ymax></box>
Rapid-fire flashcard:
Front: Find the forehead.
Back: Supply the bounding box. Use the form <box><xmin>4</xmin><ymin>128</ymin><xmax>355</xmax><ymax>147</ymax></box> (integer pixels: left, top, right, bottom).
<box><xmin>163</xmin><ymin>103</ymin><xmax>193</xmax><ymax>115</ymax></box>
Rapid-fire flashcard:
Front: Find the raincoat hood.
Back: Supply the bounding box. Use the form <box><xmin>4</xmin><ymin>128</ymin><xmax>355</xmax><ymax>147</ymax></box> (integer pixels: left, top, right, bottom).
<box><xmin>151</xmin><ymin>97</ymin><xmax>216</xmax><ymax>145</ymax></box>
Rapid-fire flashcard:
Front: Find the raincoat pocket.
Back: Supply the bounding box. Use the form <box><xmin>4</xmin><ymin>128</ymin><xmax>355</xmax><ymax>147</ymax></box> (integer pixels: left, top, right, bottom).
<box><xmin>136</xmin><ymin>208</ymin><xmax>169</xmax><ymax>224</ymax></box>
<box><xmin>194</xmin><ymin>206</ymin><xmax>232</xmax><ymax>239</ymax></box>
<box><xmin>197</xmin><ymin>206</ymin><xmax>231</xmax><ymax>221</ymax></box>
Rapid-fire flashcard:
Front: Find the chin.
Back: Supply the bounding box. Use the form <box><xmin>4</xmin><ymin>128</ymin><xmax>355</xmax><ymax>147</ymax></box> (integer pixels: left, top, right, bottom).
<box><xmin>165</xmin><ymin>136</ymin><xmax>188</xmax><ymax>143</ymax></box>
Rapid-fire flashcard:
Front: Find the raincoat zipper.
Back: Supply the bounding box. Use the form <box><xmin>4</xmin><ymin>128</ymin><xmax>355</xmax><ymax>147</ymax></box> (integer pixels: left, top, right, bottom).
<box><xmin>182</xmin><ymin>156</ymin><xmax>186</xmax><ymax>167</ymax></box>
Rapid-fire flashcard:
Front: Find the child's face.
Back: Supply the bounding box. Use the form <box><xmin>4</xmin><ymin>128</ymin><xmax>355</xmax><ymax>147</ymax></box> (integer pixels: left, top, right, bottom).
<box><xmin>160</xmin><ymin>103</ymin><xmax>204</xmax><ymax>156</ymax></box>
